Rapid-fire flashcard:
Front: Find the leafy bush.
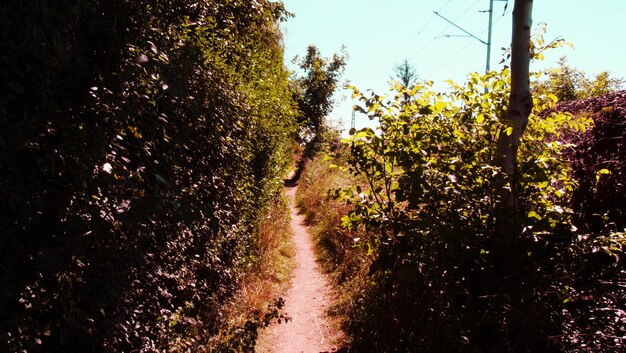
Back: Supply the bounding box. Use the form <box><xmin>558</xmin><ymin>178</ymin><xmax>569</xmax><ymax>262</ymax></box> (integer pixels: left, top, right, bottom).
<box><xmin>546</xmin><ymin>91</ymin><xmax>626</xmax><ymax>352</ymax></box>
<box><xmin>0</xmin><ymin>1</ymin><xmax>296</xmax><ymax>351</ymax></box>
<box><xmin>335</xmin><ymin>66</ymin><xmax>612</xmax><ymax>351</ymax></box>
<box><xmin>533</xmin><ymin>56</ymin><xmax>624</xmax><ymax>102</ymax></box>
<box><xmin>549</xmin><ymin>91</ymin><xmax>626</xmax><ymax>232</ymax></box>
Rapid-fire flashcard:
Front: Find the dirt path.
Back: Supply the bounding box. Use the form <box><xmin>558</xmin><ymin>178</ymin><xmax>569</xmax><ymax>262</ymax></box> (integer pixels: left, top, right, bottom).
<box><xmin>256</xmin><ymin>186</ymin><xmax>344</xmax><ymax>353</ymax></box>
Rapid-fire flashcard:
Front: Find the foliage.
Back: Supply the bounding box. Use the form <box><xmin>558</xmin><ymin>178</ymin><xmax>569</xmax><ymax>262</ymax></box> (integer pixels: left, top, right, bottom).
<box><xmin>213</xmin><ymin>298</ymin><xmax>290</xmax><ymax>353</ymax></box>
<box><xmin>219</xmin><ymin>193</ymin><xmax>295</xmax><ymax>353</ymax></box>
<box><xmin>334</xmin><ymin>64</ymin><xmax>618</xmax><ymax>351</ymax></box>
<box><xmin>296</xmin><ymin>150</ymin><xmax>362</xmax><ymax>275</ymax></box>
<box><xmin>290</xmin><ymin>45</ymin><xmax>347</xmax><ymax>156</ymax></box>
<box><xmin>547</xmin><ymin>91</ymin><xmax>626</xmax><ymax>233</ymax></box>
<box><xmin>342</xmin><ymin>70</ymin><xmax>587</xmax><ymax>242</ymax></box>
<box><xmin>0</xmin><ymin>0</ymin><xmax>296</xmax><ymax>352</ymax></box>
<box><xmin>392</xmin><ymin>59</ymin><xmax>418</xmax><ymax>88</ymax></box>
<box><xmin>391</xmin><ymin>58</ymin><xmax>418</xmax><ymax>104</ymax></box>
<box><xmin>534</xmin><ymin>56</ymin><xmax>624</xmax><ymax>102</ymax></box>
<box><xmin>294</xmin><ymin>150</ymin><xmax>370</xmax><ymax>351</ymax></box>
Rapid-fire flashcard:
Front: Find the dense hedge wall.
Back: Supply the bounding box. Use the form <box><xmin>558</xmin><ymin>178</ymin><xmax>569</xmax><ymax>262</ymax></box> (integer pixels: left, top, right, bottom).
<box><xmin>0</xmin><ymin>1</ymin><xmax>296</xmax><ymax>351</ymax></box>
<box><xmin>554</xmin><ymin>91</ymin><xmax>626</xmax><ymax>232</ymax></box>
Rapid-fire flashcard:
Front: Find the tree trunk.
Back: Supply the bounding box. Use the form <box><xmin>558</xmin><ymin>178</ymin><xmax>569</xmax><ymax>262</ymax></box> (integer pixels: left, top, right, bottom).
<box><xmin>494</xmin><ymin>1</ymin><xmax>536</xmax><ymax>347</ymax></box>
<box><xmin>495</xmin><ymin>0</ymin><xmax>533</xmax><ymax>241</ymax></box>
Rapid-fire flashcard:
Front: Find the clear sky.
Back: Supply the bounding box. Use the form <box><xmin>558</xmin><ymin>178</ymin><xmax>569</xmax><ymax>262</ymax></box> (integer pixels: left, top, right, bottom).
<box><xmin>280</xmin><ymin>0</ymin><xmax>626</xmax><ymax>132</ymax></box>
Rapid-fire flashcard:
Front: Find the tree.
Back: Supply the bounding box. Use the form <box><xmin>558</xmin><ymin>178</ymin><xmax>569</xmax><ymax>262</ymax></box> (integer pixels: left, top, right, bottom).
<box><xmin>392</xmin><ymin>58</ymin><xmax>418</xmax><ymax>88</ymax></box>
<box><xmin>0</xmin><ymin>1</ymin><xmax>296</xmax><ymax>351</ymax></box>
<box><xmin>291</xmin><ymin>45</ymin><xmax>347</xmax><ymax>152</ymax></box>
<box><xmin>533</xmin><ymin>56</ymin><xmax>624</xmax><ymax>102</ymax></box>
<box><xmin>494</xmin><ymin>1</ymin><xmax>542</xmax><ymax>347</ymax></box>
<box><xmin>585</xmin><ymin>70</ymin><xmax>624</xmax><ymax>97</ymax></box>
<box><xmin>543</xmin><ymin>56</ymin><xmax>583</xmax><ymax>101</ymax></box>
<box><xmin>391</xmin><ymin>58</ymin><xmax>418</xmax><ymax>104</ymax></box>
<box><xmin>342</xmin><ymin>65</ymin><xmax>588</xmax><ymax>351</ymax></box>
<box><xmin>495</xmin><ymin>0</ymin><xmax>533</xmax><ymax>241</ymax></box>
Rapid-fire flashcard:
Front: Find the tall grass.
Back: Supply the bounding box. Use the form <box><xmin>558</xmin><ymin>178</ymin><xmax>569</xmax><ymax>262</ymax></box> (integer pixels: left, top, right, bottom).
<box><xmin>211</xmin><ymin>193</ymin><xmax>295</xmax><ymax>351</ymax></box>
<box><xmin>295</xmin><ymin>151</ymin><xmax>374</xmax><ymax>348</ymax></box>
<box><xmin>239</xmin><ymin>193</ymin><xmax>295</xmax><ymax>315</ymax></box>
<box><xmin>297</xmin><ymin>152</ymin><xmax>360</xmax><ymax>273</ymax></box>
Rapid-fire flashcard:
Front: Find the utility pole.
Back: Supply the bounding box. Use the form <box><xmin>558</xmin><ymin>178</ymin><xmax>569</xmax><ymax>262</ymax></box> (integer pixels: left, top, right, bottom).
<box><xmin>350</xmin><ymin>110</ymin><xmax>355</xmax><ymax>131</ymax></box>
<box><xmin>486</xmin><ymin>0</ymin><xmax>494</xmax><ymax>72</ymax></box>
<box><xmin>434</xmin><ymin>0</ymin><xmax>508</xmax><ymax>74</ymax></box>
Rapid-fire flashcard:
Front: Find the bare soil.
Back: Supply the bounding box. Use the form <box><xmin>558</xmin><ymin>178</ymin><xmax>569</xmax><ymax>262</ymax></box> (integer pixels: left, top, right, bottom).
<box><xmin>256</xmin><ymin>186</ymin><xmax>344</xmax><ymax>353</ymax></box>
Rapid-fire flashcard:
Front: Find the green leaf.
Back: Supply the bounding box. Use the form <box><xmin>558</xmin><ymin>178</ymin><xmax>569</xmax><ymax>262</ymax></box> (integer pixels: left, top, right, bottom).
<box><xmin>352</xmin><ymin>130</ymin><xmax>372</xmax><ymax>140</ymax></box>
<box><xmin>547</xmin><ymin>93</ymin><xmax>558</xmax><ymax>104</ymax></box>
<box><xmin>596</xmin><ymin>168</ymin><xmax>611</xmax><ymax>180</ymax></box>
<box><xmin>527</xmin><ymin>210</ymin><xmax>542</xmax><ymax>220</ymax></box>
<box><xmin>367</xmin><ymin>102</ymin><xmax>381</xmax><ymax>113</ymax></box>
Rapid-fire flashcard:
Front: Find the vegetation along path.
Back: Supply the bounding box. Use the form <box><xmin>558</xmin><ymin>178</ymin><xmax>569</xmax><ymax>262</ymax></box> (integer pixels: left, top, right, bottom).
<box><xmin>257</xmin><ymin>185</ymin><xmax>344</xmax><ymax>353</ymax></box>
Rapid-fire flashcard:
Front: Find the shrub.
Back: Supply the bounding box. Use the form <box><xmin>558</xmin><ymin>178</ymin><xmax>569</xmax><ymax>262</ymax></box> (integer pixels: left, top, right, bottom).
<box><xmin>552</xmin><ymin>91</ymin><xmax>626</xmax><ymax>232</ymax></box>
<box><xmin>0</xmin><ymin>1</ymin><xmax>296</xmax><ymax>351</ymax></box>
<box><xmin>337</xmin><ymin>67</ymin><xmax>601</xmax><ymax>351</ymax></box>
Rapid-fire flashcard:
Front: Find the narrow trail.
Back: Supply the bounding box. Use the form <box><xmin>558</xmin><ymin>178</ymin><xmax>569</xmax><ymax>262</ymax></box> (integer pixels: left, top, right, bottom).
<box><xmin>257</xmin><ymin>185</ymin><xmax>344</xmax><ymax>353</ymax></box>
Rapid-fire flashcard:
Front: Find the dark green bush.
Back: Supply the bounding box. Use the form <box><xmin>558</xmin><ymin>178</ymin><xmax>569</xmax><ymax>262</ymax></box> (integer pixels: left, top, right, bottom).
<box><xmin>552</xmin><ymin>91</ymin><xmax>626</xmax><ymax>232</ymax></box>
<box><xmin>0</xmin><ymin>1</ymin><xmax>296</xmax><ymax>351</ymax></box>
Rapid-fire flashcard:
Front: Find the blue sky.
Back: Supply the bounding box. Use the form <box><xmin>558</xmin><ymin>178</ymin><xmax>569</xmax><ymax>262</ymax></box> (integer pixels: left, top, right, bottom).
<box><xmin>280</xmin><ymin>0</ymin><xmax>626</xmax><ymax>132</ymax></box>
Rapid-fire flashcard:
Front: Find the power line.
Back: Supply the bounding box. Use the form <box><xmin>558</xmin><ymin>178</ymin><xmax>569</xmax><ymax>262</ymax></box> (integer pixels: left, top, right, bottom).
<box><xmin>452</xmin><ymin>0</ymin><xmax>482</xmax><ymax>22</ymax></box>
<box><xmin>426</xmin><ymin>41</ymin><xmax>475</xmax><ymax>78</ymax></box>
<box><xmin>442</xmin><ymin>0</ymin><xmax>455</xmax><ymax>10</ymax></box>
<box><xmin>377</xmin><ymin>0</ymin><xmax>501</xmax><ymax>89</ymax></box>
<box><xmin>426</xmin><ymin>4</ymin><xmax>511</xmax><ymax>78</ymax></box>
<box><xmin>392</xmin><ymin>0</ymin><xmax>455</xmax><ymax>61</ymax></box>
<box><xmin>393</xmin><ymin>15</ymin><xmax>435</xmax><ymax>61</ymax></box>
<box><xmin>433</xmin><ymin>11</ymin><xmax>487</xmax><ymax>45</ymax></box>
<box><xmin>430</xmin><ymin>0</ymin><xmax>508</xmax><ymax>73</ymax></box>
<box><xmin>393</xmin><ymin>0</ymin><xmax>455</xmax><ymax>59</ymax></box>
<box><xmin>408</xmin><ymin>0</ymin><xmax>481</xmax><ymax>60</ymax></box>
<box><xmin>379</xmin><ymin>1</ymin><xmax>458</xmax><ymax>87</ymax></box>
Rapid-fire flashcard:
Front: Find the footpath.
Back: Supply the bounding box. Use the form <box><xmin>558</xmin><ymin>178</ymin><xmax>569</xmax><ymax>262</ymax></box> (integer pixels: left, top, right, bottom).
<box><xmin>256</xmin><ymin>186</ymin><xmax>344</xmax><ymax>353</ymax></box>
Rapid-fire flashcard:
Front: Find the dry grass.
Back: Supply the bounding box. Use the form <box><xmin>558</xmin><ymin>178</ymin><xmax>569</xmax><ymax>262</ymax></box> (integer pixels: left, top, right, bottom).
<box><xmin>295</xmin><ymin>152</ymin><xmax>373</xmax><ymax>350</ymax></box>
<box><xmin>219</xmin><ymin>193</ymin><xmax>296</xmax><ymax>339</ymax></box>
<box><xmin>296</xmin><ymin>152</ymin><xmax>370</xmax><ymax>271</ymax></box>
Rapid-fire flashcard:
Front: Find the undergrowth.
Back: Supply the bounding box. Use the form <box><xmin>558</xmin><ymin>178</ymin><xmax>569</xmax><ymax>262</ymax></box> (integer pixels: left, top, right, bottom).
<box><xmin>296</xmin><ymin>84</ymin><xmax>625</xmax><ymax>352</ymax></box>
<box><xmin>295</xmin><ymin>151</ymin><xmax>371</xmax><ymax>349</ymax></box>
<box><xmin>0</xmin><ymin>1</ymin><xmax>298</xmax><ymax>351</ymax></box>
<box><xmin>212</xmin><ymin>194</ymin><xmax>295</xmax><ymax>353</ymax></box>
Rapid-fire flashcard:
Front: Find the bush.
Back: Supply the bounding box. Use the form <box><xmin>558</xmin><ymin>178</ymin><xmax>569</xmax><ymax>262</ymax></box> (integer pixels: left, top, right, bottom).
<box><xmin>335</xmin><ymin>67</ymin><xmax>618</xmax><ymax>352</ymax></box>
<box><xmin>552</xmin><ymin>91</ymin><xmax>626</xmax><ymax>232</ymax></box>
<box><xmin>297</xmin><ymin>149</ymin><xmax>364</xmax><ymax>276</ymax></box>
<box><xmin>0</xmin><ymin>1</ymin><xmax>296</xmax><ymax>351</ymax></box>
<box><xmin>546</xmin><ymin>91</ymin><xmax>626</xmax><ymax>352</ymax></box>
